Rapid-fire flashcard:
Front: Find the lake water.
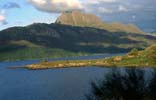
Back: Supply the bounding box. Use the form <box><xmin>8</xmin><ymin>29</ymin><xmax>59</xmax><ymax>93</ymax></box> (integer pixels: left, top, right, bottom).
<box><xmin>0</xmin><ymin>54</ymin><xmax>153</xmax><ymax>100</ymax></box>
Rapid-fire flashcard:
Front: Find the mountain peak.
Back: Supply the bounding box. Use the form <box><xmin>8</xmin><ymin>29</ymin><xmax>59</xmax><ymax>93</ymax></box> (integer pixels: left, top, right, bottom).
<box><xmin>62</xmin><ymin>10</ymin><xmax>80</xmax><ymax>14</ymax></box>
<box><xmin>56</xmin><ymin>11</ymin><xmax>145</xmax><ymax>34</ymax></box>
<box><xmin>55</xmin><ymin>11</ymin><xmax>103</xmax><ymax>27</ymax></box>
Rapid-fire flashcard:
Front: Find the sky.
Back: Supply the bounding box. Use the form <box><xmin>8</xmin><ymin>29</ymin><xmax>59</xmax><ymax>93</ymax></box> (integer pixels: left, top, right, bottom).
<box><xmin>0</xmin><ymin>0</ymin><xmax>156</xmax><ymax>32</ymax></box>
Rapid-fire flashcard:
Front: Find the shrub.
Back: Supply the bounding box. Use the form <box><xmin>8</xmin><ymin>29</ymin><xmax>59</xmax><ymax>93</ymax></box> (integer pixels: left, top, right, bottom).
<box><xmin>128</xmin><ymin>48</ymin><xmax>138</xmax><ymax>56</ymax></box>
<box><xmin>87</xmin><ymin>69</ymin><xmax>156</xmax><ymax>100</ymax></box>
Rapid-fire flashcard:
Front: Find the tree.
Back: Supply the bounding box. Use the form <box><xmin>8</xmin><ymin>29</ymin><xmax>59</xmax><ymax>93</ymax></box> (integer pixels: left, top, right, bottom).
<box><xmin>87</xmin><ymin>69</ymin><xmax>156</xmax><ymax>100</ymax></box>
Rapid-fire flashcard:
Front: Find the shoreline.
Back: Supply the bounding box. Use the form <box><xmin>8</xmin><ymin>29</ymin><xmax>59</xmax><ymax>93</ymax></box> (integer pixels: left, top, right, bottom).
<box><xmin>24</xmin><ymin>45</ymin><xmax>156</xmax><ymax>70</ymax></box>
<box><xmin>0</xmin><ymin>53</ymin><xmax>117</xmax><ymax>63</ymax></box>
<box><xmin>11</xmin><ymin>63</ymin><xmax>156</xmax><ymax>70</ymax></box>
<box><xmin>9</xmin><ymin>45</ymin><xmax>156</xmax><ymax>70</ymax></box>
<box><xmin>25</xmin><ymin>58</ymin><xmax>156</xmax><ymax>70</ymax></box>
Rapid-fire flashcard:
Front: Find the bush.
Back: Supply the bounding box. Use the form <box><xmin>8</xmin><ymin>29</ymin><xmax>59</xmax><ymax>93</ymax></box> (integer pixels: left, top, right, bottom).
<box><xmin>87</xmin><ymin>69</ymin><xmax>156</xmax><ymax>100</ymax></box>
<box><xmin>147</xmin><ymin>45</ymin><xmax>156</xmax><ymax>62</ymax></box>
<box><xmin>128</xmin><ymin>48</ymin><xmax>138</xmax><ymax>56</ymax></box>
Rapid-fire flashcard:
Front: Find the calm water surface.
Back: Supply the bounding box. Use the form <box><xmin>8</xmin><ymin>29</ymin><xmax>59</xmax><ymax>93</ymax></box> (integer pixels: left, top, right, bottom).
<box><xmin>0</xmin><ymin>54</ymin><xmax>152</xmax><ymax>100</ymax></box>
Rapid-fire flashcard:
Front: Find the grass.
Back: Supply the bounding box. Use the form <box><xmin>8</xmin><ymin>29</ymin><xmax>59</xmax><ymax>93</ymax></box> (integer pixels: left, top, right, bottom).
<box><xmin>25</xmin><ymin>45</ymin><xmax>156</xmax><ymax>70</ymax></box>
<box><xmin>0</xmin><ymin>47</ymin><xmax>89</xmax><ymax>62</ymax></box>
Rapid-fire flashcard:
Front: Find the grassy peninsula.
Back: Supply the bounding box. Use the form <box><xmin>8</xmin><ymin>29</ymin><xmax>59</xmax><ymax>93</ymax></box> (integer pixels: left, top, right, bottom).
<box><xmin>26</xmin><ymin>45</ymin><xmax>156</xmax><ymax>70</ymax></box>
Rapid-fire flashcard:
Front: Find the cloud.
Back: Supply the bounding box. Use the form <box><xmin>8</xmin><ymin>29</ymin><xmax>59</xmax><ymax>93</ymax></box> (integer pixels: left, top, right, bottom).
<box><xmin>118</xmin><ymin>5</ymin><xmax>128</xmax><ymax>12</ymax></box>
<box><xmin>2</xmin><ymin>20</ymin><xmax>8</xmax><ymax>25</ymax></box>
<box><xmin>27</xmin><ymin>0</ymin><xmax>129</xmax><ymax>14</ymax></box>
<box><xmin>0</xmin><ymin>2</ymin><xmax>20</xmax><ymax>25</ymax></box>
<box><xmin>3</xmin><ymin>2</ymin><xmax>20</xmax><ymax>9</ymax></box>
<box><xmin>28</xmin><ymin>0</ymin><xmax>83</xmax><ymax>13</ymax></box>
<box><xmin>132</xmin><ymin>15</ymin><xmax>136</xmax><ymax>19</ymax></box>
<box><xmin>0</xmin><ymin>10</ymin><xmax>5</xmax><ymax>15</ymax></box>
<box><xmin>98</xmin><ymin>7</ymin><xmax>113</xmax><ymax>13</ymax></box>
<box><xmin>98</xmin><ymin>0</ymin><xmax>117</xmax><ymax>3</ymax></box>
<box><xmin>83</xmin><ymin>0</ymin><xmax>118</xmax><ymax>5</ymax></box>
<box><xmin>0</xmin><ymin>14</ymin><xmax>7</xmax><ymax>25</ymax></box>
<box><xmin>0</xmin><ymin>15</ymin><xmax>5</xmax><ymax>21</ymax></box>
<box><xmin>0</xmin><ymin>10</ymin><xmax>8</xmax><ymax>25</ymax></box>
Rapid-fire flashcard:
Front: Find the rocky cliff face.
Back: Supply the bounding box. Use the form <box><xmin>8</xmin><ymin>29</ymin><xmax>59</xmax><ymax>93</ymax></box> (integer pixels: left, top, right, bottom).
<box><xmin>56</xmin><ymin>11</ymin><xmax>144</xmax><ymax>34</ymax></box>
<box><xmin>55</xmin><ymin>11</ymin><xmax>103</xmax><ymax>27</ymax></box>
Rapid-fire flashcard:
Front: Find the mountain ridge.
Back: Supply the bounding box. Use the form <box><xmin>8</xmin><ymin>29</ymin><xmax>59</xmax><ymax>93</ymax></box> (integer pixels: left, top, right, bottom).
<box><xmin>55</xmin><ymin>11</ymin><xmax>144</xmax><ymax>34</ymax></box>
<box><xmin>0</xmin><ymin>23</ymin><xmax>155</xmax><ymax>61</ymax></box>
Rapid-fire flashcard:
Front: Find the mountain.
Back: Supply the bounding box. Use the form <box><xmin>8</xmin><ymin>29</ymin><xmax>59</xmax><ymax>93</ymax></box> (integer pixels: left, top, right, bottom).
<box><xmin>0</xmin><ymin>23</ymin><xmax>155</xmax><ymax>61</ymax></box>
<box><xmin>56</xmin><ymin>11</ymin><xmax>103</xmax><ymax>27</ymax></box>
<box><xmin>56</xmin><ymin>11</ymin><xmax>144</xmax><ymax>34</ymax></box>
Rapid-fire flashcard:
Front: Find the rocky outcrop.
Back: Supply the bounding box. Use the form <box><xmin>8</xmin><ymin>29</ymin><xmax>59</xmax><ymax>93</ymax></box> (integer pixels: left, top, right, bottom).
<box><xmin>56</xmin><ymin>11</ymin><xmax>145</xmax><ymax>34</ymax></box>
<box><xmin>56</xmin><ymin>11</ymin><xmax>103</xmax><ymax>27</ymax></box>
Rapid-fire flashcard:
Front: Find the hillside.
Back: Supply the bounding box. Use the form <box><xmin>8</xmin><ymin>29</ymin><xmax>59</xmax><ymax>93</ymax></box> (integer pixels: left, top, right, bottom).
<box><xmin>102</xmin><ymin>45</ymin><xmax>156</xmax><ymax>67</ymax></box>
<box><xmin>0</xmin><ymin>23</ymin><xmax>155</xmax><ymax>61</ymax></box>
<box><xmin>56</xmin><ymin>11</ymin><xmax>144</xmax><ymax>34</ymax></box>
<box><xmin>25</xmin><ymin>45</ymin><xmax>156</xmax><ymax>70</ymax></box>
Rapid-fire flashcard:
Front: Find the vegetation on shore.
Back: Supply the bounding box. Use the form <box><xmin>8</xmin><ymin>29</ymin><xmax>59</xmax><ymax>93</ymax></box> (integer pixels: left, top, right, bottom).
<box><xmin>87</xmin><ymin>68</ymin><xmax>156</xmax><ymax>100</ymax></box>
<box><xmin>26</xmin><ymin>45</ymin><xmax>156</xmax><ymax>70</ymax></box>
<box><xmin>0</xmin><ymin>46</ymin><xmax>89</xmax><ymax>62</ymax></box>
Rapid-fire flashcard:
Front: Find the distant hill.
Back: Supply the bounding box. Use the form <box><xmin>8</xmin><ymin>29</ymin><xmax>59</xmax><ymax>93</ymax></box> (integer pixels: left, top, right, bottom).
<box><xmin>0</xmin><ymin>23</ymin><xmax>155</xmax><ymax>61</ymax></box>
<box><xmin>56</xmin><ymin>11</ymin><xmax>145</xmax><ymax>34</ymax></box>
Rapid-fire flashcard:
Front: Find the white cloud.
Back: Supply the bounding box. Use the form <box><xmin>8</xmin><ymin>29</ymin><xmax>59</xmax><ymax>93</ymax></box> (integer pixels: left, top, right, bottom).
<box><xmin>0</xmin><ymin>10</ymin><xmax>5</xmax><ymax>15</ymax></box>
<box><xmin>118</xmin><ymin>5</ymin><xmax>128</xmax><ymax>12</ymax></box>
<box><xmin>98</xmin><ymin>7</ymin><xmax>113</xmax><ymax>13</ymax></box>
<box><xmin>0</xmin><ymin>15</ymin><xmax>5</xmax><ymax>22</ymax></box>
<box><xmin>3</xmin><ymin>2</ymin><xmax>20</xmax><ymax>9</ymax></box>
<box><xmin>0</xmin><ymin>10</ymin><xmax>6</xmax><ymax>22</ymax></box>
<box><xmin>98</xmin><ymin>0</ymin><xmax>117</xmax><ymax>3</ymax></box>
<box><xmin>132</xmin><ymin>15</ymin><xmax>136</xmax><ymax>19</ymax></box>
<box><xmin>28</xmin><ymin>0</ymin><xmax>83</xmax><ymax>13</ymax></box>
<box><xmin>85</xmin><ymin>0</ymin><xmax>117</xmax><ymax>5</ymax></box>
<box><xmin>0</xmin><ymin>14</ymin><xmax>7</xmax><ymax>25</ymax></box>
<box><xmin>0</xmin><ymin>10</ymin><xmax>7</xmax><ymax>25</ymax></box>
<box><xmin>86</xmin><ymin>1</ymin><xmax>99</xmax><ymax>4</ymax></box>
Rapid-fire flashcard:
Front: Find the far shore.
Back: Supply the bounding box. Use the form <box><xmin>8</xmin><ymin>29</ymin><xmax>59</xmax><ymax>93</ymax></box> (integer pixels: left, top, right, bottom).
<box><xmin>24</xmin><ymin>60</ymin><xmax>156</xmax><ymax>70</ymax></box>
<box><xmin>1</xmin><ymin>53</ymin><xmax>120</xmax><ymax>63</ymax></box>
<box><xmin>8</xmin><ymin>45</ymin><xmax>156</xmax><ymax>70</ymax></box>
<box><xmin>24</xmin><ymin>45</ymin><xmax>156</xmax><ymax>70</ymax></box>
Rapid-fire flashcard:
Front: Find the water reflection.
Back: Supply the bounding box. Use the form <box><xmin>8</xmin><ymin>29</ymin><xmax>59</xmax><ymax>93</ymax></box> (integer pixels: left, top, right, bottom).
<box><xmin>87</xmin><ymin>68</ymin><xmax>156</xmax><ymax>100</ymax></box>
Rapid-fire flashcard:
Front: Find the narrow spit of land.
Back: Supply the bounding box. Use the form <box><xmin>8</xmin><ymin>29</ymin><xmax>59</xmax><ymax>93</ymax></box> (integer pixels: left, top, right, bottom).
<box><xmin>25</xmin><ymin>45</ymin><xmax>156</xmax><ymax>70</ymax></box>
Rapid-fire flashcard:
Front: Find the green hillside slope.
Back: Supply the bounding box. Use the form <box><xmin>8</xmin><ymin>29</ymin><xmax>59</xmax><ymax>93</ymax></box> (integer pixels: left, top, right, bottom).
<box><xmin>0</xmin><ymin>23</ymin><xmax>155</xmax><ymax>61</ymax></box>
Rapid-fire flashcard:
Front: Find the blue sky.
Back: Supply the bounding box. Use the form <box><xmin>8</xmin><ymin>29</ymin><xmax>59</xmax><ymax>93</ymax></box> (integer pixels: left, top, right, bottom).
<box><xmin>0</xmin><ymin>0</ymin><xmax>156</xmax><ymax>32</ymax></box>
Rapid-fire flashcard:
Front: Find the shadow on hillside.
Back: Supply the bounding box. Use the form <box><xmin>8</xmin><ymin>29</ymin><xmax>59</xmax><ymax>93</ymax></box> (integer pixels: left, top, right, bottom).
<box><xmin>86</xmin><ymin>68</ymin><xmax>156</xmax><ymax>100</ymax></box>
<box><xmin>0</xmin><ymin>23</ymin><xmax>149</xmax><ymax>54</ymax></box>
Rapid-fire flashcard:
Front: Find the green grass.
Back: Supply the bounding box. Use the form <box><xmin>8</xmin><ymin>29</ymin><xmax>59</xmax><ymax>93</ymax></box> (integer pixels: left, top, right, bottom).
<box><xmin>105</xmin><ymin>45</ymin><xmax>156</xmax><ymax>67</ymax></box>
<box><xmin>0</xmin><ymin>47</ymin><xmax>89</xmax><ymax>61</ymax></box>
<box><xmin>25</xmin><ymin>45</ymin><xmax>156</xmax><ymax>70</ymax></box>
